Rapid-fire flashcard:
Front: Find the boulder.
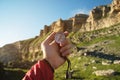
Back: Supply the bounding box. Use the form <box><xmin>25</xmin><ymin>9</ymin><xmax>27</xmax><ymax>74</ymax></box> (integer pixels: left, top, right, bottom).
<box><xmin>113</xmin><ymin>60</ymin><xmax>120</xmax><ymax>64</ymax></box>
<box><xmin>92</xmin><ymin>66</ymin><xmax>97</xmax><ymax>69</ymax></box>
<box><xmin>93</xmin><ymin>69</ymin><xmax>115</xmax><ymax>76</ymax></box>
<box><xmin>102</xmin><ymin>61</ymin><xmax>112</xmax><ymax>65</ymax></box>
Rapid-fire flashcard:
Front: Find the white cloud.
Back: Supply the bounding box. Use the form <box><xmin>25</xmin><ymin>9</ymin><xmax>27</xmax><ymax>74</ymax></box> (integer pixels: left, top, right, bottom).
<box><xmin>71</xmin><ymin>9</ymin><xmax>89</xmax><ymax>16</ymax></box>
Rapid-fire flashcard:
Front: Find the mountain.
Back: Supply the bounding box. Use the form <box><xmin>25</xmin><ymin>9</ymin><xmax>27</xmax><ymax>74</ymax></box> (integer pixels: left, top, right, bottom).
<box><xmin>0</xmin><ymin>0</ymin><xmax>120</xmax><ymax>68</ymax></box>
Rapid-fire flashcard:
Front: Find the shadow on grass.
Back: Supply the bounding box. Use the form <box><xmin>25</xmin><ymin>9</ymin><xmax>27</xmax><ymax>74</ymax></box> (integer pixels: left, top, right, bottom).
<box><xmin>70</xmin><ymin>77</ymin><xmax>84</xmax><ymax>80</ymax></box>
<box><xmin>2</xmin><ymin>69</ymin><xmax>25</xmax><ymax>80</ymax></box>
<box><xmin>68</xmin><ymin>70</ymin><xmax>85</xmax><ymax>80</ymax></box>
<box><xmin>87</xmin><ymin>51</ymin><xmax>120</xmax><ymax>61</ymax></box>
<box><xmin>114</xmin><ymin>72</ymin><xmax>120</xmax><ymax>76</ymax></box>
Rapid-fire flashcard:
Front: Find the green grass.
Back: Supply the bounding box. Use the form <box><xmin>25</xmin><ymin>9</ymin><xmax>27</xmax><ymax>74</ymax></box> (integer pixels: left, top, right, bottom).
<box><xmin>54</xmin><ymin>55</ymin><xmax>120</xmax><ymax>80</ymax></box>
<box><xmin>4</xmin><ymin>55</ymin><xmax>120</xmax><ymax>80</ymax></box>
<box><xmin>76</xmin><ymin>35</ymin><xmax>120</xmax><ymax>47</ymax></box>
<box><xmin>108</xmin><ymin>36</ymin><xmax>120</xmax><ymax>47</ymax></box>
<box><xmin>53</xmin><ymin>24</ymin><xmax>120</xmax><ymax>80</ymax></box>
<box><xmin>70</xmin><ymin>22</ymin><xmax>120</xmax><ymax>47</ymax></box>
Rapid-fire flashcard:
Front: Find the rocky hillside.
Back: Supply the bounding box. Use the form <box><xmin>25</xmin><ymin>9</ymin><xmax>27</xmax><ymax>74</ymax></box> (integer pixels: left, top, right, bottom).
<box><xmin>0</xmin><ymin>0</ymin><xmax>120</xmax><ymax>67</ymax></box>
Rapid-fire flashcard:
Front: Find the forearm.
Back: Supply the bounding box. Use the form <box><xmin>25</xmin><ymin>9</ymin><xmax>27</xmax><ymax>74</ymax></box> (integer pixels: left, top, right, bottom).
<box><xmin>22</xmin><ymin>59</ymin><xmax>54</xmax><ymax>80</ymax></box>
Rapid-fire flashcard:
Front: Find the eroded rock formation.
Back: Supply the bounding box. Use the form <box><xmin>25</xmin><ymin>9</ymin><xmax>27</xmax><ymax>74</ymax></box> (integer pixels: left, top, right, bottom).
<box><xmin>0</xmin><ymin>0</ymin><xmax>120</xmax><ymax>67</ymax></box>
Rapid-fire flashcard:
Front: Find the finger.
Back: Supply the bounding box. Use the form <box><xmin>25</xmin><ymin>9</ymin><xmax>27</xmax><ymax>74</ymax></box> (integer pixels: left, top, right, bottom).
<box><xmin>60</xmin><ymin>39</ymin><xmax>70</xmax><ymax>47</ymax></box>
<box><xmin>62</xmin><ymin>49</ymin><xmax>71</xmax><ymax>56</ymax></box>
<box><xmin>64</xmin><ymin>31</ymin><xmax>69</xmax><ymax>37</ymax></box>
<box><xmin>60</xmin><ymin>44</ymin><xmax>71</xmax><ymax>53</ymax></box>
<box><xmin>43</xmin><ymin>32</ymin><xmax>56</xmax><ymax>45</ymax></box>
<box><xmin>61</xmin><ymin>31</ymin><xmax>69</xmax><ymax>46</ymax></box>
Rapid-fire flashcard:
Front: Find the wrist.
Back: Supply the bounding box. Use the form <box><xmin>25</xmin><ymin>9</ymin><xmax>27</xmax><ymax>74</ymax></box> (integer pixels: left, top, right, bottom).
<box><xmin>43</xmin><ymin>59</ymin><xmax>54</xmax><ymax>72</ymax></box>
<box><xmin>43</xmin><ymin>53</ymin><xmax>66</xmax><ymax>69</ymax></box>
<box><xmin>43</xmin><ymin>57</ymin><xmax>56</xmax><ymax>68</ymax></box>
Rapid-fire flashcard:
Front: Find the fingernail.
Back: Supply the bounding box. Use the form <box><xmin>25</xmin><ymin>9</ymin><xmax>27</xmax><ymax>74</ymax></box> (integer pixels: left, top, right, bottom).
<box><xmin>60</xmin><ymin>42</ymin><xmax>63</xmax><ymax>46</ymax></box>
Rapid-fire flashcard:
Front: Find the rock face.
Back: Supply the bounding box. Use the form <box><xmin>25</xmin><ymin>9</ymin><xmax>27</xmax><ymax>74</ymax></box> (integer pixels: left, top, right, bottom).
<box><xmin>40</xmin><ymin>25</ymin><xmax>51</xmax><ymax>36</ymax></box>
<box><xmin>111</xmin><ymin>0</ymin><xmax>120</xmax><ymax>13</ymax></box>
<box><xmin>39</xmin><ymin>0</ymin><xmax>120</xmax><ymax>34</ymax></box>
<box><xmin>72</xmin><ymin>14</ymin><xmax>88</xmax><ymax>32</ymax></box>
<box><xmin>82</xmin><ymin>0</ymin><xmax>120</xmax><ymax>32</ymax></box>
<box><xmin>0</xmin><ymin>0</ymin><xmax>120</xmax><ymax>67</ymax></box>
<box><xmin>0</xmin><ymin>42</ymin><xmax>21</xmax><ymax>65</ymax></box>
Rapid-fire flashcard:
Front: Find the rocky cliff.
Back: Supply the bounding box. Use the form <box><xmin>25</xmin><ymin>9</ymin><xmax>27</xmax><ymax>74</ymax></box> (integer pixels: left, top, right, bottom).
<box><xmin>0</xmin><ymin>0</ymin><xmax>120</xmax><ymax>67</ymax></box>
<box><xmin>40</xmin><ymin>0</ymin><xmax>120</xmax><ymax>33</ymax></box>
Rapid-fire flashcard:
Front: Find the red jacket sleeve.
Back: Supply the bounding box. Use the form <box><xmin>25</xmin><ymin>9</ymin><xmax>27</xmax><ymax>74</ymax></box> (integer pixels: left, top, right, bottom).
<box><xmin>22</xmin><ymin>59</ymin><xmax>54</xmax><ymax>80</ymax></box>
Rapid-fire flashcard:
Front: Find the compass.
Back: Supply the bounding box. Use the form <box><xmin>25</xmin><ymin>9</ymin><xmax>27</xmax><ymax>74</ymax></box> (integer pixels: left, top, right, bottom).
<box><xmin>55</xmin><ymin>32</ymin><xmax>65</xmax><ymax>43</ymax></box>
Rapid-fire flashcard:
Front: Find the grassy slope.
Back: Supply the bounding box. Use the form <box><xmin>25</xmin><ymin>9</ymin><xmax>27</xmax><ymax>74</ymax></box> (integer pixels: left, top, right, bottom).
<box><xmin>54</xmin><ymin>24</ymin><xmax>120</xmax><ymax>80</ymax></box>
<box><xmin>3</xmin><ymin>24</ymin><xmax>120</xmax><ymax>80</ymax></box>
<box><xmin>20</xmin><ymin>31</ymin><xmax>52</xmax><ymax>61</ymax></box>
<box><xmin>55</xmin><ymin>56</ymin><xmax>120</xmax><ymax>80</ymax></box>
<box><xmin>55</xmin><ymin>50</ymin><xmax>120</xmax><ymax>79</ymax></box>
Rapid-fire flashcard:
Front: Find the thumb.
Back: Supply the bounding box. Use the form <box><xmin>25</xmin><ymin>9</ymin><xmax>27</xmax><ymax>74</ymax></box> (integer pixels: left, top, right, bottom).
<box><xmin>43</xmin><ymin>32</ymin><xmax>56</xmax><ymax>45</ymax></box>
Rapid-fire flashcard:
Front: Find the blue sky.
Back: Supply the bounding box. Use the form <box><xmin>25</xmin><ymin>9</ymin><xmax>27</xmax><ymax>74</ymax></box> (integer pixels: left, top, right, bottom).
<box><xmin>0</xmin><ymin>0</ymin><xmax>112</xmax><ymax>47</ymax></box>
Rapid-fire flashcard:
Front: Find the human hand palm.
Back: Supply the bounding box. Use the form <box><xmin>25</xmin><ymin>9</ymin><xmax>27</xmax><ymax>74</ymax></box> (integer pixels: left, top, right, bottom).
<box><xmin>41</xmin><ymin>32</ymin><xmax>71</xmax><ymax>69</ymax></box>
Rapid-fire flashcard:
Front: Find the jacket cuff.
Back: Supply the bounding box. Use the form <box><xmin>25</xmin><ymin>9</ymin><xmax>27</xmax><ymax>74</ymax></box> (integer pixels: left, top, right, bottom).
<box><xmin>43</xmin><ymin>59</ymin><xmax>54</xmax><ymax>73</ymax></box>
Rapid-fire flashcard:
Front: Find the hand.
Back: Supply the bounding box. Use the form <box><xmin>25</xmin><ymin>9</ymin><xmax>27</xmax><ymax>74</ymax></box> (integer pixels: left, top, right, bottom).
<box><xmin>41</xmin><ymin>31</ymin><xmax>71</xmax><ymax>69</ymax></box>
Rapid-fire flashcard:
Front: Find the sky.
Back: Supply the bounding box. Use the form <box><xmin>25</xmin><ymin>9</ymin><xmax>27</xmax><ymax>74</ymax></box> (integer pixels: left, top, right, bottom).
<box><xmin>0</xmin><ymin>0</ymin><xmax>112</xmax><ymax>47</ymax></box>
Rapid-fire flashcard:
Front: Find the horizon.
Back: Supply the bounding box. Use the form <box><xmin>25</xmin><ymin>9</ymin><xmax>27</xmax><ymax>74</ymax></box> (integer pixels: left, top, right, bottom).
<box><xmin>0</xmin><ymin>0</ymin><xmax>112</xmax><ymax>47</ymax></box>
